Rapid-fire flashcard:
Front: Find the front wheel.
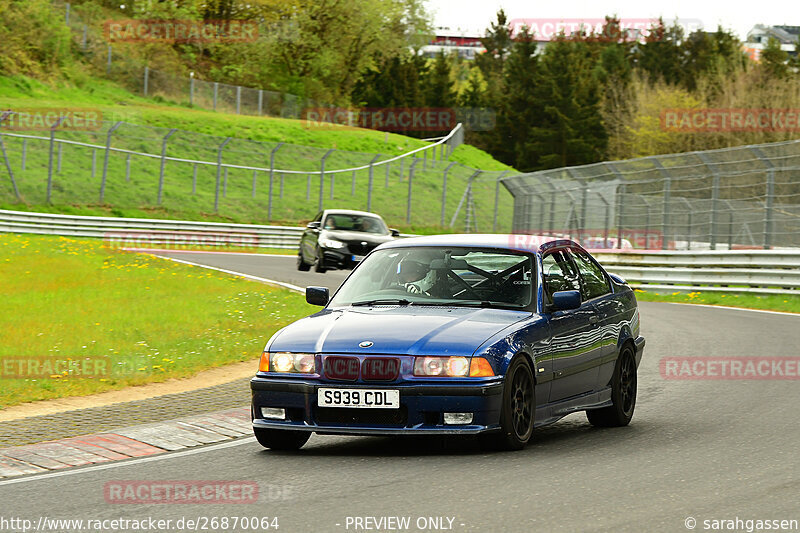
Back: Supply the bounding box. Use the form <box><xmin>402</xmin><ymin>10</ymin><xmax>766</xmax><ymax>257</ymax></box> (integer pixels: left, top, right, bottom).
<box><xmin>481</xmin><ymin>356</ymin><xmax>534</xmax><ymax>451</ymax></box>
<box><xmin>587</xmin><ymin>344</ymin><xmax>637</xmax><ymax>427</ymax></box>
<box><xmin>254</xmin><ymin>428</ymin><xmax>310</xmax><ymax>450</ymax></box>
<box><xmin>297</xmin><ymin>250</ymin><xmax>311</xmax><ymax>271</ymax></box>
<box><xmin>314</xmin><ymin>247</ymin><xmax>327</xmax><ymax>273</ymax></box>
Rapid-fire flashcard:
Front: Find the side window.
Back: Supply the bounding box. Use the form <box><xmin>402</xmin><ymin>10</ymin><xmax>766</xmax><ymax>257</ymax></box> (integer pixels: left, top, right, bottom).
<box><xmin>313</xmin><ymin>212</ymin><xmax>323</xmax><ymax>222</ymax></box>
<box><xmin>541</xmin><ymin>251</ymin><xmax>581</xmax><ymax>301</ymax></box>
<box><xmin>570</xmin><ymin>250</ymin><xmax>611</xmax><ymax>300</ymax></box>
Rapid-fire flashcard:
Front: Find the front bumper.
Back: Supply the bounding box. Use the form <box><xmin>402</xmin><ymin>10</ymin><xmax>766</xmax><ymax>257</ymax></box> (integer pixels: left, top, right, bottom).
<box><xmin>320</xmin><ymin>248</ymin><xmax>367</xmax><ymax>270</ymax></box>
<box><xmin>251</xmin><ymin>377</ymin><xmax>504</xmax><ymax>436</ymax></box>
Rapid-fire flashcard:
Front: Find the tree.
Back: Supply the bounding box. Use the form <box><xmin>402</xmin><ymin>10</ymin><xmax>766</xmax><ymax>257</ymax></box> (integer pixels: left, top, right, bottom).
<box><xmin>490</xmin><ymin>26</ymin><xmax>542</xmax><ymax>169</ymax></box>
<box><xmin>425</xmin><ymin>51</ymin><xmax>456</xmax><ymax>108</ymax></box>
<box><xmin>527</xmin><ymin>37</ymin><xmax>608</xmax><ymax>169</ymax></box>
<box><xmin>760</xmin><ymin>37</ymin><xmax>789</xmax><ymax>79</ymax></box>
<box><xmin>634</xmin><ymin>19</ymin><xmax>684</xmax><ymax>85</ymax></box>
<box><xmin>475</xmin><ymin>10</ymin><xmax>513</xmax><ymax>106</ymax></box>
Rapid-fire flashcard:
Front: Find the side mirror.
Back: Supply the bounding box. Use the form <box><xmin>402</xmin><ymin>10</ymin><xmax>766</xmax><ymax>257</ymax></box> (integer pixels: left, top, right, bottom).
<box><xmin>306</xmin><ymin>286</ymin><xmax>329</xmax><ymax>306</ymax></box>
<box><xmin>550</xmin><ymin>290</ymin><xmax>581</xmax><ymax>311</ymax></box>
<box><xmin>306</xmin><ymin>221</ymin><xmax>321</xmax><ymax>230</ymax></box>
<box><xmin>389</xmin><ymin>228</ymin><xmax>400</xmax><ymax>237</ymax></box>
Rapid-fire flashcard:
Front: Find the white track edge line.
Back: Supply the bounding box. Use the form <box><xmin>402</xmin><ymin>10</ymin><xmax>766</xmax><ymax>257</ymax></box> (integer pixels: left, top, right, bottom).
<box><xmin>155</xmin><ymin>256</ymin><xmax>304</xmax><ymax>293</ymax></box>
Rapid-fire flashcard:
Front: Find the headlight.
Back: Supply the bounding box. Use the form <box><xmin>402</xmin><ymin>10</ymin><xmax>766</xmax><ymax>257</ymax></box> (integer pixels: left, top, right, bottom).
<box><xmin>414</xmin><ymin>356</ymin><xmax>471</xmax><ymax>377</ymax></box>
<box><xmin>260</xmin><ymin>352</ymin><xmax>317</xmax><ymax>373</ymax></box>
<box><xmin>319</xmin><ymin>238</ymin><xmax>345</xmax><ymax>249</ymax></box>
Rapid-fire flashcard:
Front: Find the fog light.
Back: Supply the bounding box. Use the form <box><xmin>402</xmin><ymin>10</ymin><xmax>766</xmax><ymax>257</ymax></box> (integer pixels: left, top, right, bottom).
<box><xmin>260</xmin><ymin>407</ymin><xmax>286</xmax><ymax>420</ymax></box>
<box><xmin>443</xmin><ymin>412</ymin><xmax>473</xmax><ymax>425</ymax></box>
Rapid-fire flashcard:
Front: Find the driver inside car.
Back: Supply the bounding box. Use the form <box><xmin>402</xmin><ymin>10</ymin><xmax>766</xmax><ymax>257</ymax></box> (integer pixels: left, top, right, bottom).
<box><xmin>396</xmin><ymin>258</ymin><xmax>438</xmax><ymax>295</ymax></box>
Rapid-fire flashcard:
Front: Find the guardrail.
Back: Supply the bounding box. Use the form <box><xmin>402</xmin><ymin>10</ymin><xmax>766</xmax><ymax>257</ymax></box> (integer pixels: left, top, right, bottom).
<box><xmin>0</xmin><ymin>209</ymin><xmax>303</xmax><ymax>249</ymax></box>
<box><xmin>594</xmin><ymin>250</ymin><xmax>800</xmax><ymax>295</ymax></box>
<box><xmin>2</xmin><ymin>209</ymin><xmax>798</xmax><ymax>295</ymax></box>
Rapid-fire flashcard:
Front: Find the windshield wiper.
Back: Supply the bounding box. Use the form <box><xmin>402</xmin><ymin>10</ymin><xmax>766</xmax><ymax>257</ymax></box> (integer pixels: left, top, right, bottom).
<box><xmin>351</xmin><ymin>298</ymin><xmax>411</xmax><ymax>306</ymax></box>
<box><xmin>447</xmin><ymin>300</ymin><xmax>527</xmax><ymax>309</ymax></box>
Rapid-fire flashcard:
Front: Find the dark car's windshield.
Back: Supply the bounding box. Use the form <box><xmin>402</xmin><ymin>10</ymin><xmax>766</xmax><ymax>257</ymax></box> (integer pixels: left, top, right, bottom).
<box><xmin>329</xmin><ymin>247</ymin><xmax>535</xmax><ymax>309</ymax></box>
<box><xmin>323</xmin><ymin>214</ymin><xmax>388</xmax><ymax>234</ymax></box>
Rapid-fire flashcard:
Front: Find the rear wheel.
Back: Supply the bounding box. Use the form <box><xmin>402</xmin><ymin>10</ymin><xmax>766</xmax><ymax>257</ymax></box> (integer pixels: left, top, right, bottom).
<box><xmin>482</xmin><ymin>357</ymin><xmax>534</xmax><ymax>451</ymax></box>
<box><xmin>587</xmin><ymin>344</ymin><xmax>637</xmax><ymax>427</ymax></box>
<box><xmin>254</xmin><ymin>428</ymin><xmax>310</xmax><ymax>450</ymax></box>
<box><xmin>297</xmin><ymin>250</ymin><xmax>311</xmax><ymax>271</ymax></box>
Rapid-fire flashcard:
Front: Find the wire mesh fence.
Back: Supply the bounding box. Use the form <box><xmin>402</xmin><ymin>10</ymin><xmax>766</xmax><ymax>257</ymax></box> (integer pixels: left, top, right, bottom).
<box><xmin>0</xmin><ymin>114</ymin><xmax>516</xmax><ymax>230</ymax></box>
<box><xmin>502</xmin><ymin>139</ymin><xmax>800</xmax><ymax>250</ymax></box>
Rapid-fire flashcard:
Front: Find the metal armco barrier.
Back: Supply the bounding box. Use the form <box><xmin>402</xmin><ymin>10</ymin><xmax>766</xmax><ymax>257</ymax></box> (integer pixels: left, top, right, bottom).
<box><xmin>594</xmin><ymin>250</ymin><xmax>800</xmax><ymax>295</ymax></box>
<box><xmin>2</xmin><ymin>208</ymin><xmax>799</xmax><ymax>294</ymax></box>
<box><xmin>0</xmin><ymin>209</ymin><xmax>303</xmax><ymax>249</ymax></box>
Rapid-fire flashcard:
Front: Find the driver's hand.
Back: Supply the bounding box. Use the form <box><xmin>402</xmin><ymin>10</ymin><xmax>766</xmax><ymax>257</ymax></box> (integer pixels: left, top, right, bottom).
<box><xmin>405</xmin><ymin>283</ymin><xmax>421</xmax><ymax>294</ymax></box>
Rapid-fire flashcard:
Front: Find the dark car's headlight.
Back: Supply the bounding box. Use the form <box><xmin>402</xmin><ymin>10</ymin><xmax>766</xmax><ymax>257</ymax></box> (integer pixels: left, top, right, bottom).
<box><xmin>318</xmin><ymin>238</ymin><xmax>345</xmax><ymax>249</ymax></box>
<box><xmin>259</xmin><ymin>352</ymin><xmax>316</xmax><ymax>373</ymax></box>
<box><xmin>413</xmin><ymin>356</ymin><xmax>494</xmax><ymax>377</ymax></box>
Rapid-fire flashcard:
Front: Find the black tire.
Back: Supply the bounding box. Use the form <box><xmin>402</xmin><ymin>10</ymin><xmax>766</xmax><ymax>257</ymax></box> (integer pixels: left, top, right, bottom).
<box><xmin>481</xmin><ymin>356</ymin><xmax>535</xmax><ymax>451</ymax></box>
<box><xmin>254</xmin><ymin>428</ymin><xmax>310</xmax><ymax>450</ymax></box>
<box><xmin>297</xmin><ymin>251</ymin><xmax>311</xmax><ymax>271</ymax></box>
<box><xmin>587</xmin><ymin>343</ymin><xmax>637</xmax><ymax>427</ymax></box>
<box><xmin>314</xmin><ymin>247</ymin><xmax>327</xmax><ymax>273</ymax></box>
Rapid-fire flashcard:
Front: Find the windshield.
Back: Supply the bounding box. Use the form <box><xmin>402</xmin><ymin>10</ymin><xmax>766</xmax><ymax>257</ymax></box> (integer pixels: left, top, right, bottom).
<box><xmin>329</xmin><ymin>247</ymin><xmax>535</xmax><ymax>309</ymax></box>
<box><xmin>323</xmin><ymin>214</ymin><xmax>388</xmax><ymax>234</ymax></box>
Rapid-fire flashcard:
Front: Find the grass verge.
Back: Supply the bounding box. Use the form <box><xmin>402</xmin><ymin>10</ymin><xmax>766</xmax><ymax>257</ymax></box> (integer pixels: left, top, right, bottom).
<box><xmin>634</xmin><ymin>289</ymin><xmax>800</xmax><ymax>314</ymax></box>
<box><xmin>0</xmin><ymin>233</ymin><xmax>315</xmax><ymax>408</ymax></box>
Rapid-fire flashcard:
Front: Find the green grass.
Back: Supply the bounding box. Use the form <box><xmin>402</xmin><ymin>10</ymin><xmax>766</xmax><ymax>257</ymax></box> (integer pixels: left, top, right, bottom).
<box><xmin>0</xmin><ymin>233</ymin><xmax>315</xmax><ymax>408</ymax></box>
<box><xmin>634</xmin><ymin>288</ymin><xmax>800</xmax><ymax>314</ymax></box>
<box><xmin>0</xmin><ymin>75</ymin><xmax>515</xmax><ymax>232</ymax></box>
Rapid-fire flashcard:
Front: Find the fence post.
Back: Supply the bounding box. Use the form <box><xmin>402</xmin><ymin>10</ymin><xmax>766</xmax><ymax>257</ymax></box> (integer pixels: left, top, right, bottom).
<box><xmin>47</xmin><ymin>117</ymin><xmax>65</xmax><ymax>203</ymax></box>
<box><xmin>125</xmin><ymin>153</ymin><xmax>131</xmax><ymax>182</ymax></box>
<box><xmin>751</xmin><ymin>147</ymin><xmax>775</xmax><ymax>250</ymax></box>
<box><xmin>464</xmin><ymin>171</ymin><xmax>482</xmax><ymax>232</ymax></box>
<box><xmin>441</xmin><ymin>162</ymin><xmax>456</xmax><ymax>227</ymax></box>
<box><xmin>280</xmin><ymin>174</ymin><xmax>284</xmax><ymax>199</ymax></box>
<box><xmin>367</xmin><ymin>154</ymin><xmax>381</xmax><ymax>211</ymax></box>
<box><xmin>214</xmin><ymin>137</ymin><xmax>232</xmax><ymax>212</ymax></box>
<box><xmin>267</xmin><ymin>143</ymin><xmax>283</xmax><ymax>220</ymax></box>
<box><xmin>143</xmin><ymin>66</ymin><xmax>149</xmax><ymax>96</ymax></box>
<box><xmin>399</xmin><ymin>158</ymin><xmax>405</xmax><ymax>181</ymax></box>
<box><xmin>696</xmin><ymin>152</ymin><xmax>721</xmax><ymax>250</ymax></box>
<box><xmin>236</xmin><ymin>86</ymin><xmax>241</xmax><ymax>114</ymax></box>
<box><xmin>106</xmin><ymin>45</ymin><xmax>112</xmax><ymax>75</ymax></box>
<box><xmin>157</xmin><ymin>128</ymin><xmax>177</xmax><ymax>205</ymax></box>
<box><xmin>251</xmin><ymin>169</ymin><xmax>258</xmax><ymax>199</ymax></box>
<box><xmin>189</xmin><ymin>74</ymin><xmax>194</xmax><ymax>107</ymax></box>
<box><xmin>258</xmin><ymin>90</ymin><xmax>263</xmax><ymax>116</ymax></box>
<box><xmin>319</xmin><ymin>149</ymin><xmax>335</xmax><ymax>210</ymax></box>
<box><xmin>492</xmin><ymin>171</ymin><xmax>510</xmax><ymax>232</ymax></box>
<box><xmin>306</xmin><ymin>174</ymin><xmax>311</xmax><ymax>201</ymax></box>
<box><xmin>21</xmin><ymin>139</ymin><xmax>27</xmax><ymax>171</ymax></box>
<box><xmin>192</xmin><ymin>164</ymin><xmax>197</xmax><ymax>194</ymax></box>
<box><xmin>91</xmin><ymin>148</ymin><xmax>97</xmax><ymax>178</ymax></box>
<box><xmin>661</xmin><ymin>178</ymin><xmax>671</xmax><ymax>250</ymax></box>
<box><xmin>406</xmin><ymin>159</ymin><xmax>421</xmax><ymax>224</ymax></box>
<box><xmin>99</xmin><ymin>121</ymin><xmax>122</xmax><ymax>203</ymax></box>
<box><xmin>213</xmin><ymin>82</ymin><xmax>218</xmax><ymax>111</ymax></box>
<box><xmin>384</xmin><ymin>160</ymin><xmax>390</xmax><ymax>187</ymax></box>
<box><xmin>0</xmin><ymin>112</ymin><xmax>22</xmax><ymax>202</ymax></box>
<box><xmin>616</xmin><ymin>183</ymin><xmax>625</xmax><ymax>248</ymax></box>
<box><xmin>351</xmin><ymin>170</ymin><xmax>357</xmax><ymax>195</ymax></box>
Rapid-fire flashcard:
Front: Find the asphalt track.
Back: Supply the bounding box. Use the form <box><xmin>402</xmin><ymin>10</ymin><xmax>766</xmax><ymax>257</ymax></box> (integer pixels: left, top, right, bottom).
<box><xmin>3</xmin><ymin>251</ymin><xmax>799</xmax><ymax>533</ymax></box>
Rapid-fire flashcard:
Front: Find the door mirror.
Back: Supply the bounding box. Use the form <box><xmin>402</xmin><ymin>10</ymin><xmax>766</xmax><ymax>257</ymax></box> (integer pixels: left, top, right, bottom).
<box><xmin>306</xmin><ymin>286</ymin><xmax>329</xmax><ymax>306</ymax></box>
<box><xmin>306</xmin><ymin>221</ymin><xmax>321</xmax><ymax>230</ymax></box>
<box><xmin>389</xmin><ymin>228</ymin><xmax>400</xmax><ymax>237</ymax></box>
<box><xmin>550</xmin><ymin>290</ymin><xmax>581</xmax><ymax>311</ymax></box>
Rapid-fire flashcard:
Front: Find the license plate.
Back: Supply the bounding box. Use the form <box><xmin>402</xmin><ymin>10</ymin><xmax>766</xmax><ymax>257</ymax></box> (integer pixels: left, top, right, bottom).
<box><xmin>352</xmin><ymin>255</ymin><xmax>365</xmax><ymax>262</ymax></box>
<box><xmin>318</xmin><ymin>388</ymin><xmax>399</xmax><ymax>409</ymax></box>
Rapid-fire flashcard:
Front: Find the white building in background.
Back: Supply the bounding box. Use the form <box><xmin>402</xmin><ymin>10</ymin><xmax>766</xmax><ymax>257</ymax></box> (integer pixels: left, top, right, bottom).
<box><xmin>744</xmin><ymin>25</ymin><xmax>799</xmax><ymax>61</ymax></box>
<box><xmin>420</xmin><ymin>27</ymin><xmax>486</xmax><ymax>59</ymax></box>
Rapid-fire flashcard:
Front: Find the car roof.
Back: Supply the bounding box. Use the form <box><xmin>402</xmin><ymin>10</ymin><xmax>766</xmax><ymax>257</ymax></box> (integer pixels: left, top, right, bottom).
<box><xmin>377</xmin><ymin>233</ymin><xmax>581</xmax><ymax>254</ymax></box>
<box><xmin>323</xmin><ymin>209</ymin><xmax>384</xmax><ymax>218</ymax></box>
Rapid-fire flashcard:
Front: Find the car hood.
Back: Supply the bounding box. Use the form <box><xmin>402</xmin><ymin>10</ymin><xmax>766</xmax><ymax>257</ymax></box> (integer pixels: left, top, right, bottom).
<box><xmin>267</xmin><ymin>306</ymin><xmax>530</xmax><ymax>356</ymax></box>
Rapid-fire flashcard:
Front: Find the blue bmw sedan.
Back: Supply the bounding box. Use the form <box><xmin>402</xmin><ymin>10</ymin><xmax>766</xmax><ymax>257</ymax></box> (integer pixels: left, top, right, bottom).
<box><xmin>251</xmin><ymin>234</ymin><xmax>645</xmax><ymax>451</ymax></box>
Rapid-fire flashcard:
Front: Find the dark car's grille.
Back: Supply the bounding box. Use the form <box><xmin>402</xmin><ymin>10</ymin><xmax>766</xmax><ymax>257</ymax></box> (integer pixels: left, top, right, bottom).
<box><xmin>346</xmin><ymin>242</ymin><xmax>374</xmax><ymax>255</ymax></box>
<box><xmin>315</xmin><ymin>407</ymin><xmax>408</xmax><ymax>426</ymax></box>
